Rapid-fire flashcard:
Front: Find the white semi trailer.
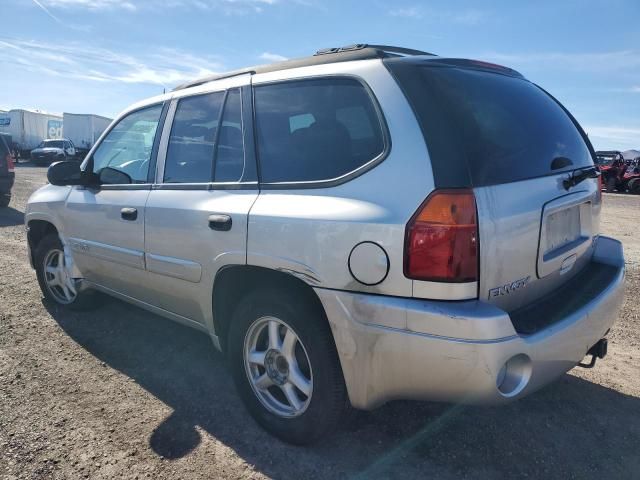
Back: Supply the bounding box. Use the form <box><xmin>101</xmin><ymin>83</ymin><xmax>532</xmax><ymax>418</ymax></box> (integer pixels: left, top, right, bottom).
<box><xmin>62</xmin><ymin>113</ymin><xmax>113</xmax><ymax>157</ymax></box>
<box><xmin>0</xmin><ymin>109</ymin><xmax>63</xmax><ymax>158</ymax></box>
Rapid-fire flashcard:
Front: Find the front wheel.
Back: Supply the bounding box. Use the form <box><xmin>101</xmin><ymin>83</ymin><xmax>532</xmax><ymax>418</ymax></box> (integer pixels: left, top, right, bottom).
<box><xmin>228</xmin><ymin>288</ymin><xmax>347</xmax><ymax>445</ymax></box>
<box><xmin>34</xmin><ymin>233</ymin><xmax>101</xmax><ymax>310</ymax></box>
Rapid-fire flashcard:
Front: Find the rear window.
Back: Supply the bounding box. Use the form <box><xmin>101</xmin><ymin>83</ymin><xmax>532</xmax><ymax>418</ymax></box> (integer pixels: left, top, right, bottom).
<box><xmin>388</xmin><ymin>62</ymin><xmax>594</xmax><ymax>187</ymax></box>
<box><xmin>254</xmin><ymin>77</ymin><xmax>385</xmax><ymax>184</ymax></box>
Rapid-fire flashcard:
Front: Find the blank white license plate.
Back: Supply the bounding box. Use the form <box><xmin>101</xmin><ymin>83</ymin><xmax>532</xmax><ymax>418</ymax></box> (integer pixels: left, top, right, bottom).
<box><xmin>545</xmin><ymin>205</ymin><xmax>581</xmax><ymax>253</ymax></box>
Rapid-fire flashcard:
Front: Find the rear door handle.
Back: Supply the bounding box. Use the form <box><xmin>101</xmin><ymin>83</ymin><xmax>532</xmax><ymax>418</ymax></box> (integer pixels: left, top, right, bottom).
<box><xmin>121</xmin><ymin>207</ymin><xmax>138</xmax><ymax>221</ymax></box>
<box><xmin>208</xmin><ymin>214</ymin><xmax>232</xmax><ymax>231</ymax></box>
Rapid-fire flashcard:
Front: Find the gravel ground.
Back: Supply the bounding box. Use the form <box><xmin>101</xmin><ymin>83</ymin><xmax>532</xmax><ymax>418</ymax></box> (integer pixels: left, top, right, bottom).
<box><xmin>1</xmin><ymin>165</ymin><xmax>639</xmax><ymax>480</ymax></box>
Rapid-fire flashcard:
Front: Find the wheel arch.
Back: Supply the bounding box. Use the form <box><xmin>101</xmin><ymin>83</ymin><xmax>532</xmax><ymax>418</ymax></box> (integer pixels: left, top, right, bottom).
<box><xmin>212</xmin><ymin>265</ymin><xmax>328</xmax><ymax>354</ymax></box>
<box><xmin>27</xmin><ymin>219</ymin><xmax>59</xmax><ymax>267</ymax></box>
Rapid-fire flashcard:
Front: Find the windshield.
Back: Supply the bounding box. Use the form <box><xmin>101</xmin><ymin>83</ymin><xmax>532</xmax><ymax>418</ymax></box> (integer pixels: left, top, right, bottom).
<box><xmin>38</xmin><ymin>140</ymin><xmax>64</xmax><ymax>149</ymax></box>
<box><xmin>386</xmin><ymin>61</ymin><xmax>594</xmax><ymax>187</ymax></box>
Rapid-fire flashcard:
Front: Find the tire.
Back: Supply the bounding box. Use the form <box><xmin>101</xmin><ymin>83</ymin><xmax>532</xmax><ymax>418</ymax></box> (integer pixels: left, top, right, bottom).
<box><xmin>629</xmin><ymin>178</ymin><xmax>640</xmax><ymax>195</ymax></box>
<box><xmin>34</xmin><ymin>233</ymin><xmax>101</xmax><ymax>310</ymax></box>
<box><xmin>605</xmin><ymin>176</ymin><xmax>616</xmax><ymax>193</ymax></box>
<box><xmin>0</xmin><ymin>195</ymin><xmax>9</xmax><ymax>207</ymax></box>
<box><xmin>228</xmin><ymin>288</ymin><xmax>347</xmax><ymax>445</ymax></box>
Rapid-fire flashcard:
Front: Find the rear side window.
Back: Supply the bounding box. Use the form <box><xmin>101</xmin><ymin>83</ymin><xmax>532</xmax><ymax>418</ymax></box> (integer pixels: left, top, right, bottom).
<box><xmin>388</xmin><ymin>63</ymin><xmax>593</xmax><ymax>187</ymax></box>
<box><xmin>254</xmin><ymin>78</ymin><xmax>385</xmax><ymax>183</ymax></box>
<box><xmin>0</xmin><ymin>136</ymin><xmax>8</xmax><ymax>157</ymax></box>
<box><xmin>214</xmin><ymin>89</ymin><xmax>245</xmax><ymax>182</ymax></box>
<box><xmin>164</xmin><ymin>92</ymin><xmax>224</xmax><ymax>183</ymax></box>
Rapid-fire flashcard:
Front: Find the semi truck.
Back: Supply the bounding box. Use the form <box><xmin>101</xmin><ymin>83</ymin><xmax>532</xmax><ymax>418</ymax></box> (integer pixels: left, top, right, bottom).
<box><xmin>62</xmin><ymin>113</ymin><xmax>113</xmax><ymax>158</ymax></box>
<box><xmin>0</xmin><ymin>109</ymin><xmax>63</xmax><ymax>158</ymax></box>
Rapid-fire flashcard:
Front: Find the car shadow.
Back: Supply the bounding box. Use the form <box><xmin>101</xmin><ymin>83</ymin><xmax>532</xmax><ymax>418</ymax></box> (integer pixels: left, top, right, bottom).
<box><xmin>0</xmin><ymin>206</ymin><xmax>24</xmax><ymax>226</ymax></box>
<box><xmin>45</xmin><ymin>298</ymin><xmax>640</xmax><ymax>479</ymax></box>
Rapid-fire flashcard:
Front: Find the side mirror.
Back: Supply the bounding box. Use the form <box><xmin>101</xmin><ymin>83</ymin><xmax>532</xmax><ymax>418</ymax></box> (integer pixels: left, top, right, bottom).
<box><xmin>99</xmin><ymin>167</ymin><xmax>132</xmax><ymax>185</ymax></box>
<box><xmin>47</xmin><ymin>160</ymin><xmax>83</xmax><ymax>186</ymax></box>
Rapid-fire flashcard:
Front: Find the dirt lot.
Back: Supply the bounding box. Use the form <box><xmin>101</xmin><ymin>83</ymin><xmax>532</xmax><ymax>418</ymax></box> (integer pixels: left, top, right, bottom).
<box><xmin>1</xmin><ymin>165</ymin><xmax>639</xmax><ymax>480</ymax></box>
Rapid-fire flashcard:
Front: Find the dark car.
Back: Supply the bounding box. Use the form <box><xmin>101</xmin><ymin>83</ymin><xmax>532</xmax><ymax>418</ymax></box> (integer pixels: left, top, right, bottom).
<box><xmin>0</xmin><ymin>134</ymin><xmax>15</xmax><ymax>207</ymax></box>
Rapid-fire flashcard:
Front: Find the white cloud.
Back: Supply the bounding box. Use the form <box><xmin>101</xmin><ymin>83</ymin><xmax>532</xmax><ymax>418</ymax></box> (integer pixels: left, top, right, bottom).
<box><xmin>389</xmin><ymin>7</ymin><xmax>422</xmax><ymax>18</ymax></box>
<box><xmin>389</xmin><ymin>6</ymin><xmax>487</xmax><ymax>25</ymax></box>
<box><xmin>584</xmin><ymin>125</ymin><xmax>640</xmax><ymax>150</ymax></box>
<box><xmin>38</xmin><ymin>0</ymin><xmax>280</xmax><ymax>14</ymax></box>
<box><xmin>0</xmin><ymin>38</ymin><xmax>224</xmax><ymax>89</ymax></box>
<box><xmin>259</xmin><ymin>52</ymin><xmax>288</xmax><ymax>62</ymax></box>
<box><xmin>39</xmin><ymin>0</ymin><xmax>137</xmax><ymax>10</ymax></box>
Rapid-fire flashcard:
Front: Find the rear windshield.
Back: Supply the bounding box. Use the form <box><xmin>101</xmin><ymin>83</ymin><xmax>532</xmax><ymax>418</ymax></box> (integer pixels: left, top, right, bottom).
<box><xmin>387</xmin><ymin>62</ymin><xmax>594</xmax><ymax>187</ymax></box>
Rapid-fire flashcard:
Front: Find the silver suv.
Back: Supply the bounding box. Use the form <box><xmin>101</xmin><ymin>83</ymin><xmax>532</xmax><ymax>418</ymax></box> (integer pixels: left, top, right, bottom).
<box><xmin>26</xmin><ymin>44</ymin><xmax>625</xmax><ymax>444</ymax></box>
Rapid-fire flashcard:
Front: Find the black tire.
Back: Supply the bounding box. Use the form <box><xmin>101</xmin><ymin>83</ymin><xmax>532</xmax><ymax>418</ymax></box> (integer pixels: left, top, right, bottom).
<box><xmin>34</xmin><ymin>233</ymin><xmax>101</xmax><ymax>310</ymax></box>
<box><xmin>0</xmin><ymin>195</ymin><xmax>9</xmax><ymax>207</ymax></box>
<box><xmin>629</xmin><ymin>178</ymin><xmax>640</xmax><ymax>195</ymax></box>
<box><xmin>228</xmin><ymin>288</ymin><xmax>347</xmax><ymax>445</ymax></box>
<box><xmin>605</xmin><ymin>176</ymin><xmax>616</xmax><ymax>193</ymax></box>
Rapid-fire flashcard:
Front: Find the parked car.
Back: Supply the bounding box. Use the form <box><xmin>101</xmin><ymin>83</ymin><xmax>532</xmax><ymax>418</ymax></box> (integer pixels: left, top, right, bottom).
<box><xmin>30</xmin><ymin>138</ymin><xmax>76</xmax><ymax>165</ymax></box>
<box><xmin>25</xmin><ymin>44</ymin><xmax>625</xmax><ymax>444</ymax></box>
<box><xmin>0</xmin><ymin>133</ymin><xmax>15</xmax><ymax>207</ymax></box>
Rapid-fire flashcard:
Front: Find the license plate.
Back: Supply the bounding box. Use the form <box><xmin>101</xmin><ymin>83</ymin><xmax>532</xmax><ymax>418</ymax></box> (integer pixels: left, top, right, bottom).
<box><xmin>545</xmin><ymin>205</ymin><xmax>581</xmax><ymax>253</ymax></box>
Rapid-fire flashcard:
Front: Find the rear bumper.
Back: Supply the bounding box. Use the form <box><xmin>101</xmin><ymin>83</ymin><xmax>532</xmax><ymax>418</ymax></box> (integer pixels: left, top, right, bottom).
<box><xmin>315</xmin><ymin>236</ymin><xmax>625</xmax><ymax>410</ymax></box>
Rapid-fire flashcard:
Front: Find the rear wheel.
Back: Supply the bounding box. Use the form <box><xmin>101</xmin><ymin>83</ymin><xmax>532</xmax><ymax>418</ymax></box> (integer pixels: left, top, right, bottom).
<box><xmin>228</xmin><ymin>288</ymin><xmax>347</xmax><ymax>445</ymax></box>
<box><xmin>34</xmin><ymin>233</ymin><xmax>101</xmax><ymax>310</ymax></box>
<box><xmin>605</xmin><ymin>176</ymin><xmax>616</xmax><ymax>193</ymax></box>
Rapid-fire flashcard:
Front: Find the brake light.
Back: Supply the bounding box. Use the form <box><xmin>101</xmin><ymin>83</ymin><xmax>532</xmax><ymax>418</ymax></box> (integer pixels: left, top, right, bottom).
<box><xmin>404</xmin><ymin>189</ymin><xmax>478</xmax><ymax>282</ymax></box>
<box><xmin>6</xmin><ymin>154</ymin><xmax>14</xmax><ymax>173</ymax></box>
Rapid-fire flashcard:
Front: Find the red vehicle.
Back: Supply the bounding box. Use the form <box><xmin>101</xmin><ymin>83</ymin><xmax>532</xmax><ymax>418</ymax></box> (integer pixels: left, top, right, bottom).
<box><xmin>623</xmin><ymin>158</ymin><xmax>640</xmax><ymax>194</ymax></box>
<box><xmin>596</xmin><ymin>151</ymin><xmax>627</xmax><ymax>192</ymax></box>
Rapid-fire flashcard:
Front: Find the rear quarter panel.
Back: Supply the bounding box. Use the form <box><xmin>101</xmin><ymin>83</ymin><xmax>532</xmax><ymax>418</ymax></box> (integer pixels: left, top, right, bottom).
<box><xmin>247</xmin><ymin>60</ymin><xmax>433</xmax><ymax>297</ymax></box>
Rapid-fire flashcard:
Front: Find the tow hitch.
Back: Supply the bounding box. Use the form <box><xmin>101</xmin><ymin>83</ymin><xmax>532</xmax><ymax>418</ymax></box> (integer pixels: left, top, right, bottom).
<box><xmin>578</xmin><ymin>338</ymin><xmax>608</xmax><ymax>368</ymax></box>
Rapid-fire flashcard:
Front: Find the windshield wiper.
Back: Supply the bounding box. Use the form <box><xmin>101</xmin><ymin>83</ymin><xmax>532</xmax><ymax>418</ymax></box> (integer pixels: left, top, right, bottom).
<box><xmin>563</xmin><ymin>166</ymin><xmax>600</xmax><ymax>190</ymax></box>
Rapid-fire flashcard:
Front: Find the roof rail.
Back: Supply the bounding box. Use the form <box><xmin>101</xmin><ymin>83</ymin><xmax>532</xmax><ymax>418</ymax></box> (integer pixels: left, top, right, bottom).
<box><xmin>174</xmin><ymin>44</ymin><xmax>435</xmax><ymax>91</ymax></box>
<box><xmin>315</xmin><ymin>44</ymin><xmax>435</xmax><ymax>57</ymax></box>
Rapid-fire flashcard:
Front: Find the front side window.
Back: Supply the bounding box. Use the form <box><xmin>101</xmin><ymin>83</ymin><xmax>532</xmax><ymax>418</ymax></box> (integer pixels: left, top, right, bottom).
<box><xmin>254</xmin><ymin>78</ymin><xmax>385</xmax><ymax>183</ymax></box>
<box><xmin>164</xmin><ymin>92</ymin><xmax>224</xmax><ymax>183</ymax></box>
<box><xmin>92</xmin><ymin>104</ymin><xmax>163</xmax><ymax>183</ymax></box>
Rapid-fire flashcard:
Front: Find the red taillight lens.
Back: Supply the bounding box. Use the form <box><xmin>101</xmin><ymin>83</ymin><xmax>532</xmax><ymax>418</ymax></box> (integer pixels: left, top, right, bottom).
<box><xmin>404</xmin><ymin>189</ymin><xmax>478</xmax><ymax>282</ymax></box>
<box><xmin>6</xmin><ymin>154</ymin><xmax>14</xmax><ymax>173</ymax></box>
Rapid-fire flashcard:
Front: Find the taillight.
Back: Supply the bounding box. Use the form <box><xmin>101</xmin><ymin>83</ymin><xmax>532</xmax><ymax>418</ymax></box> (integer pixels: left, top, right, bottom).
<box><xmin>6</xmin><ymin>154</ymin><xmax>15</xmax><ymax>173</ymax></box>
<box><xmin>404</xmin><ymin>189</ymin><xmax>478</xmax><ymax>282</ymax></box>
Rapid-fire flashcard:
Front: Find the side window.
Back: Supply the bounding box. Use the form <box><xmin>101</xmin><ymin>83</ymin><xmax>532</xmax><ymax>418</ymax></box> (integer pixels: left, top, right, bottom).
<box><xmin>92</xmin><ymin>104</ymin><xmax>163</xmax><ymax>184</ymax></box>
<box><xmin>164</xmin><ymin>92</ymin><xmax>224</xmax><ymax>183</ymax></box>
<box><xmin>254</xmin><ymin>78</ymin><xmax>385</xmax><ymax>183</ymax></box>
<box><xmin>214</xmin><ymin>89</ymin><xmax>245</xmax><ymax>182</ymax></box>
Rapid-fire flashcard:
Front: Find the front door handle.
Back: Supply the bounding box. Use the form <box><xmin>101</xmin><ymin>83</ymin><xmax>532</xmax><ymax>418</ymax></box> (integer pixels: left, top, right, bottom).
<box><xmin>121</xmin><ymin>207</ymin><xmax>138</xmax><ymax>221</ymax></box>
<box><xmin>208</xmin><ymin>214</ymin><xmax>232</xmax><ymax>231</ymax></box>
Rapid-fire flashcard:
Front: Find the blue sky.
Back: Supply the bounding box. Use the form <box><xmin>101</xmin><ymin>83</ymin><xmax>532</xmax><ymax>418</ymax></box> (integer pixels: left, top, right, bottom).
<box><xmin>2</xmin><ymin>0</ymin><xmax>639</xmax><ymax>150</ymax></box>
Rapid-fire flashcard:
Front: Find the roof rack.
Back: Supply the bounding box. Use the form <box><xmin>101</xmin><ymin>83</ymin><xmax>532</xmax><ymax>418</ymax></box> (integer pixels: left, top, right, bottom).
<box><xmin>174</xmin><ymin>44</ymin><xmax>435</xmax><ymax>91</ymax></box>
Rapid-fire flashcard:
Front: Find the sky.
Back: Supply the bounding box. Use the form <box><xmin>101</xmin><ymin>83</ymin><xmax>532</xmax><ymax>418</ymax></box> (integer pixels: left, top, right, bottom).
<box><xmin>2</xmin><ymin>0</ymin><xmax>639</xmax><ymax>150</ymax></box>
